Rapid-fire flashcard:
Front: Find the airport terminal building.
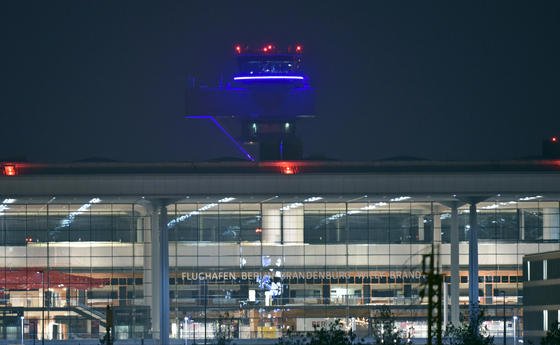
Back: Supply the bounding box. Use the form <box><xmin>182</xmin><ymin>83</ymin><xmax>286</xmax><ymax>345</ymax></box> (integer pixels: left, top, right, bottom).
<box><xmin>0</xmin><ymin>160</ymin><xmax>559</xmax><ymax>343</ymax></box>
<box><xmin>523</xmin><ymin>249</ymin><xmax>560</xmax><ymax>344</ymax></box>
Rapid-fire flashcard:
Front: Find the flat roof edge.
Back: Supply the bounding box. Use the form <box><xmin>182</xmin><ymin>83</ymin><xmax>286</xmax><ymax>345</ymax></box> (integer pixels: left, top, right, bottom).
<box><xmin>1</xmin><ymin>159</ymin><xmax>560</xmax><ymax>175</ymax></box>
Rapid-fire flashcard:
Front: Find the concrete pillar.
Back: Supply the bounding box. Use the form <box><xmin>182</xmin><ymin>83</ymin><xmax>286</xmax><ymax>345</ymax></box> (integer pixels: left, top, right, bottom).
<box><xmin>468</xmin><ymin>202</ymin><xmax>479</xmax><ymax>330</ymax></box>
<box><xmin>518</xmin><ymin>209</ymin><xmax>525</xmax><ymax>241</ymax></box>
<box><xmin>543</xmin><ymin>207</ymin><xmax>560</xmax><ymax>240</ymax></box>
<box><xmin>433</xmin><ymin>211</ymin><xmax>442</xmax><ymax>244</ymax></box>
<box><xmin>150</xmin><ymin>201</ymin><xmax>170</xmax><ymax>345</ymax></box>
<box><xmin>136</xmin><ymin>214</ymin><xmax>144</xmax><ymax>243</ymax></box>
<box><xmin>450</xmin><ymin>203</ymin><xmax>460</xmax><ymax>327</ymax></box>
<box><xmin>283</xmin><ymin>207</ymin><xmax>304</xmax><ymax>243</ymax></box>
<box><xmin>142</xmin><ymin>205</ymin><xmax>154</xmax><ymax>335</ymax></box>
<box><xmin>262</xmin><ymin>204</ymin><xmax>281</xmax><ymax>244</ymax></box>
<box><xmin>418</xmin><ymin>216</ymin><xmax>425</xmax><ymax>242</ymax></box>
<box><xmin>149</xmin><ymin>204</ymin><xmax>160</xmax><ymax>343</ymax></box>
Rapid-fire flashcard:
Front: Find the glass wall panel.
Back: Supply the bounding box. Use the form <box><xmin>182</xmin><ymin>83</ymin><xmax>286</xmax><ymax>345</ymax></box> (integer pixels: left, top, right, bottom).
<box><xmin>1</xmin><ymin>197</ymin><xmax>558</xmax><ymax>342</ymax></box>
<box><xmin>168</xmin><ymin>198</ymin><xmax>560</xmax><ymax>341</ymax></box>
<box><xmin>0</xmin><ymin>201</ymin><xmax>148</xmax><ymax>341</ymax></box>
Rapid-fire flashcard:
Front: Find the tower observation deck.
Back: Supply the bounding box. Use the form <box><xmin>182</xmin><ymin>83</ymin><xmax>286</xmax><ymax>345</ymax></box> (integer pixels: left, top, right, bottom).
<box><xmin>186</xmin><ymin>43</ymin><xmax>314</xmax><ymax>161</ymax></box>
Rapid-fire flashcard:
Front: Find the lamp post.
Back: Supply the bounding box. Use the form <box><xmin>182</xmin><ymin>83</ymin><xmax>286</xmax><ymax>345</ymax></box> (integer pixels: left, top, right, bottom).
<box><xmin>21</xmin><ymin>315</ymin><xmax>25</xmax><ymax>345</ymax></box>
<box><xmin>41</xmin><ymin>271</ymin><xmax>44</xmax><ymax>345</ymax></box>
<box><xmin>499</xmin><ymin>290</ymin><xmax>506</xmax><ymax>345</ymax></box>
<box><xmin>204</xmin><ymin>286</ymin><xmax>207</xmax><ymax>345</ymax></box>
<box><xmin>193</xmin><ymin>318</ymin><xmax>196</xmax><ymax>345</ymax></box>
<box><xmin>184</xmin><ymin>316</ymin><xmax>192</xmax><ymax>345</ymax></box>
<box><xmin>513</xmin><ymin>316</ymin><xmax>518</xmax><ymax>345</ymax></box>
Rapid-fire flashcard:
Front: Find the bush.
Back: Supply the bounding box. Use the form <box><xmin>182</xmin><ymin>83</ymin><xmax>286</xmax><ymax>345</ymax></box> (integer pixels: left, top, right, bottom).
<box><xmin>541</xmin><ymin>321</ymin><xmax>560</xmax><ymax>345</ymax></box>
<box><xmin>444</xmin><ymin>320</ymin><xmax>494</xmax><ymax>345</ymax></box>
<box><xmin>277</xmin><ymin>319</ymin><xmax>361</xmax><ymax>345</ymax></box>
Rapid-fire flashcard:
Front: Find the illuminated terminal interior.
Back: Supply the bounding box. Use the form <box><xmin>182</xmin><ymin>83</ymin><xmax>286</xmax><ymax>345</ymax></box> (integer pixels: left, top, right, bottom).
<box><xmin>0</xmin><ymin>161</ymin><xmax>559</xmax><ymax>343</ymax></box>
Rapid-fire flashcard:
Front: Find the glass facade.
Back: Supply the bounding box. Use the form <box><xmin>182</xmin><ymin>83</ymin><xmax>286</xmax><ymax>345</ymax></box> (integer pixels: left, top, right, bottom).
<box><xmin>0</xmin><ymin>200</ymin><xmax>150</xmax><ymax>341</ymax></box>
<box><xmin>0</xmin><ymin>197</ymin><xmax>558</xmax><ymax>341</ymax></box>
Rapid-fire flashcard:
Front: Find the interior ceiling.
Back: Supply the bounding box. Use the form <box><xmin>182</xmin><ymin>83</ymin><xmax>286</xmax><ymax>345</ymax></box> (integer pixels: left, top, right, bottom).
<box><xmin>0</xmin><ymin>193</ymin><xmax>558</xmax><ymax>212</ymax></box>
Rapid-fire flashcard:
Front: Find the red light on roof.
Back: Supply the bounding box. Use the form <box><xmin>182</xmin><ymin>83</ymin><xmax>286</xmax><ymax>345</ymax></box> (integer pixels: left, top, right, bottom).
<box><xmin>281</xmin><ymin>165</ymin><xmax>297</xmax><ymax>175</ymax></box>
<box><xmin>3</xmin><ymin>165</ymin><xmax>16</xmax><ymax>176</ymax></box>
<box><xmin>235</xmin><ymin>45</ymin><xmax>241</xmax><ymax>53</ymax></box>
<box><xmin>295</xmin><ymin>45</ymin><xmax>302</xmax><ymax>52</ymax></box>
<box><xmin>263</xmin><ymin>47</ymin><xmax>268</xmax><ymax>53</ymax></box>
<box><xmin>268</xmin><ymin>44</ymin><xmax>272</xmax><ymax>49</ymax></box>
<box><xmin>552</xmin><ymin>136</ymin><xmax>558</xmax><ymax>143</ymax></box>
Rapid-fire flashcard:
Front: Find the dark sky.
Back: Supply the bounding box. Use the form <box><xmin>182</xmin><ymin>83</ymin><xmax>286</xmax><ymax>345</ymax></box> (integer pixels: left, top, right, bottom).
<box><xmin>1</xmin><ymin>1</ymin><xmax>559</xmax><ymax>162</ymax></box>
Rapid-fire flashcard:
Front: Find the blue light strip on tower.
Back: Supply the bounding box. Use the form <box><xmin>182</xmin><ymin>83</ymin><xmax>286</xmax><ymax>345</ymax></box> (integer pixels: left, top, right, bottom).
<box><xmin>185</xmin><ymin>115</ymin><xmax>255</xmax><ymax>161</ymax></box>
<box><xmin>233</xmin><ymin>75</ymin><xmax>304</xmax><ymax>81</ymax></box>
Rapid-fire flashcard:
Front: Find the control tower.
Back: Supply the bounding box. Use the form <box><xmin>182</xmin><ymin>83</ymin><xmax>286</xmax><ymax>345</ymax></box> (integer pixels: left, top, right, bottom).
<box><xmin>186</xmin><ymin>43</ymin><xmax>314</xmax><ymax>161</ymax></box>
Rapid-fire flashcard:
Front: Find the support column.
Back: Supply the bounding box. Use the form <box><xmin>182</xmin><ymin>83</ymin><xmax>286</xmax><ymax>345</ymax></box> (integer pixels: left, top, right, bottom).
<box><xmin>262</xmin><ymin>204</ymin><xmax>282</xmax><ymax>244</ymax></box>
<box><xmin>468</xmin><ymin>202</ymin><xmax>479</xmax><ymax>330</ymax></box>
<box><xmin>283</xmin><ymin>207</ymin><xmax>304</xmax><ymax>243</ymax></box>
<box><xmin>142</xmin><ymin>207</ymin><xmax>154</xmax><ymax>339</ymax></box>
<box><xmin>433</xmin><ymin>211</ymin><xmax>442</xmax><ymax>244</ymax></box>
<box><xmin>418</xmin><ymin>216</ymin><xmax>425</xmax><ymax>242</ymax></box>
<box><xmin>450</xmin><ymin>203</ymin><xmax>460</xmax><ymax>327</ymax></box>
<box><xmin>141</xmin><ymin>204</ymin><xmax>154</xmax><ymax>338</ymax></box>
<box><xmin>543</xmin><ymin>207</ymin><xmax>560</xmax><ymax>240</ymax></box>
<box><xmin>151</xmin><ymin>201</ymin><xmax>170</xmax><ymax>345</ymax></box>
<box><xmin>518</xmin><ymin>209</ymin><xmax>525</xmax><ymax>241</ymax></box>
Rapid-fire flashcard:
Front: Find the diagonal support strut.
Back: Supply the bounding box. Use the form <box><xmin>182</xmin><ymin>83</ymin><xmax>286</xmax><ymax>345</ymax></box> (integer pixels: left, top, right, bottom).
<box><xmin>186</xmin><ymin>115</ymin><xmax>255</xmax><ymax>161</ymax></box>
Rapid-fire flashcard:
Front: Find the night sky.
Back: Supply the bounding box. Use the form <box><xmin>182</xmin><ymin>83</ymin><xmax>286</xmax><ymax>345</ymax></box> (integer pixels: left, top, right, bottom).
<box><xmin>1</xmin><ymin>1</ymin><xmax>559</xmax><ymax>163</ymax></box>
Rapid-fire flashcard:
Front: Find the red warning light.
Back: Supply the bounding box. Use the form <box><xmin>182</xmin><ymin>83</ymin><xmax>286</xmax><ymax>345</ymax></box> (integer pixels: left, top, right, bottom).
<box><xmin>235</xmin><ymin>45</ymin><xmax>242</xmax><ymax>54</ymax></box>
<box><xmin>263</xmin><ymin>161</ymin><xmax>303</xmax><ymax>175</ymax></box>
<box><xmin>263</xmin><ymin>47</ymin><xmax>268</xmax><ymax>53</ymax></box>
<box><xmin>281</xmin><ymin>165</ymin><xmax>296</xmax><ymax>175</ymax></box>
<box><xmin>3</xmin><ymin>165</ymin><xmax>16</xmax><ymax>176</ymax></box>
<box><xmin>295</xmin><ymin>45</ymin><xmax>302</xmax><ymax>52</ymax></box>
<box><xmin>552</xmin><ymin>136</ymin><xmax>558</xmax><ymax>143</ymax></box>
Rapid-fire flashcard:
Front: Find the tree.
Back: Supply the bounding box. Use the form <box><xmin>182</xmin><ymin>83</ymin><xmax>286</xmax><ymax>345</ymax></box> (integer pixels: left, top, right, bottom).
<box><xmin>541</xmin><ymin>321</ymin><xmax>560</xmax><ymax>345</ymax></box>
<box><xmin>372</xmin><ymin>306</ymin><xmax>408</xmax><ymax>345</ymax></box>
<box><xmin>444</xmin><ymin>313</ymin><xmax>494</xmax><ymax>345</ymax></box>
